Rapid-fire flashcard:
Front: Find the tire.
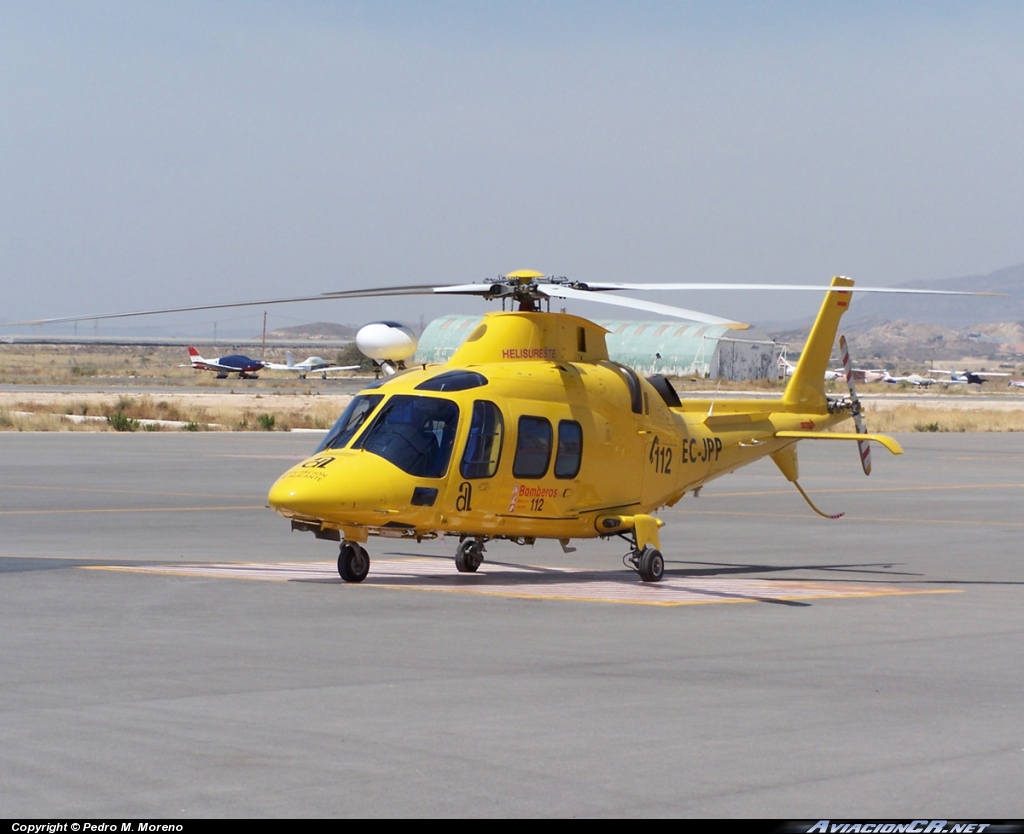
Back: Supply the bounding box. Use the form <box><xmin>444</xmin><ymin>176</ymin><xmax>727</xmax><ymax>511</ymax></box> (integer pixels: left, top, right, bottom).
<box><xmin>455</xmin><ymin>541</ymin><xmax>482</xmax><ymax>573</ymax></box>
<box><xmin>638</xmin><ymin>547</ymin><xmax>665</xmax><ymax>583</ymax></box>
<box><xmin>338</xmin><ymin>542</ymin><xmax>370</xmax><ymax>583</ymax></box>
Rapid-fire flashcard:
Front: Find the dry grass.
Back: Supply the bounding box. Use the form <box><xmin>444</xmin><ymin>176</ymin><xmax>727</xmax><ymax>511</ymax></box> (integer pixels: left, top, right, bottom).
<box><xmin>0</xmin><ymin>409</ymin><xmax>107</xmax><ymax>432</ymax></box>
<box><xmin>0</xmin><ymin>344</ymin><xmax>197</xmax><ymax>385</ymax></box>
<box><xmin>0</xmin><ymin>343</ymin><xmax>359</xmax><ymax>387</ymax></box>
<box><xmin>5</xmin><ymin>393</ymin><xmax>1021</xmax><ymax>434</ymax></box>
<box><xmin>3</xmin><ymin>343</ymin><xmax>1022</xmax><ymax>433</ymax></box>
<box><xmin>863</xmin><ymin>404</ymin><xmax>1024</xmax><ymax>433</ymax></box>
<box><xmin>0</xmin><ymin>393</ymin><xmax>352</xmax><ymax>432</ymax></box>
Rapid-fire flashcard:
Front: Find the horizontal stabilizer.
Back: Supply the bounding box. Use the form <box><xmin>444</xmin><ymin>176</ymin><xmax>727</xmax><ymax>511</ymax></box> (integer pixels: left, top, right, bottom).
<box><xmin>776</xmin><ymin>431</ymin><xmax>903</xmax><ymax>455</ymax></box>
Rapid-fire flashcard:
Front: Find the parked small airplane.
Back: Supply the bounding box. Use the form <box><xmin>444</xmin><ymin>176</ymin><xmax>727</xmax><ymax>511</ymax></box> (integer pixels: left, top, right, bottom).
<box><xmin>778</xmin><ymin>355</ymin><xmax>843</xmax><ymax>381</ymax></box>
<box><xmin>882</xmin><ymin>371</ymin><xmax>939</xmax><ymax>387</ymax></box>
<box><xmin>264</xmin><ymin>352</ymin><xmax>359</xmax><ymax>379</ymax></box>
<box><xmin>851</xmin><ymin>368</ymin><xmax>887</xmax><ymax>383</ymax></box>
<box><xmin>186</xmin><ymin>347</ymin><xmax>264</xmax><ymax>379</ymax></box>
<box><xmin>1008</xmin><ymin>379</ymin><xmax>1024</xmax><ymax>389</ymax></box>
<box><xmin>929</xmin><ymin>369</ymin><xmax>1010</xmax><ymax>386</ymax></box>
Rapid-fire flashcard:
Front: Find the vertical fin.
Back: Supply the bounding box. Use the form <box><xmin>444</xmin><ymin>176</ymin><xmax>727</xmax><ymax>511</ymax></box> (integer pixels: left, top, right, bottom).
<box><xmin>782</xmin><ymin>276</ymin><xmax>854</xmax><ymax>410</ymax></box>
<box><xmin>770</xmin><ymin>445</ymin><xmax>799</xmax><ymax>482</ymax></box>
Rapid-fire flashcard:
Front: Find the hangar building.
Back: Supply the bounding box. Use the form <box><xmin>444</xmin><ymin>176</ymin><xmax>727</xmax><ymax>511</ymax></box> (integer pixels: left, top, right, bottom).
<box><xmin>415</xmin><ymin>315</ymin><xmax>782</xmax><ymax>381</ymax></box>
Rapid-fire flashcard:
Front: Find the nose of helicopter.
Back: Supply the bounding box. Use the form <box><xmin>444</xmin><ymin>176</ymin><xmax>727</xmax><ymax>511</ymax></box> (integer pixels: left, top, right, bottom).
<box><xmin>267</xmin><ymin>472</ymin><xmax>323</xmax><ymax>518</ymax></box>
<box><xmin>268</xmin><ymin>467</ymin><xmax>366</xmax><ymax>520</ymax></box>
<box><xmin>266</xmin><ymin>453</ymin><xmax>414</xmax><ymax>523</ymax></box>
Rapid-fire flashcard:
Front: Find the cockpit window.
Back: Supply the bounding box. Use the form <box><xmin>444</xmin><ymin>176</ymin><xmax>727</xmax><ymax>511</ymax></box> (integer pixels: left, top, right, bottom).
<box><xmin>354</xmin><ymin>395</ymin><xmax>459</xmax><ymax>478</ymax></box>
<box><xmin>316</xmin><ymin>395</ymin><xmax>383</xmax><ymax>452</ymax></box>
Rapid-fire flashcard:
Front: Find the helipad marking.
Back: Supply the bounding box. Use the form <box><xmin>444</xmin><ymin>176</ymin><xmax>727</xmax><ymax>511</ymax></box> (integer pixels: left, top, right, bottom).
<box><xmin>88</xmin><ymin>560</ymin><xmax>956</xmax><ymax>606</ymax></box>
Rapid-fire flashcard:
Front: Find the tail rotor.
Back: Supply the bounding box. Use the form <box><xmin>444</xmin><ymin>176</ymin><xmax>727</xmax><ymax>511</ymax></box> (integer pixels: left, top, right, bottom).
<box><xmin>839</xmin><ymin>335</ymin><xmax>872</xmax><ymax>476</ymax></box>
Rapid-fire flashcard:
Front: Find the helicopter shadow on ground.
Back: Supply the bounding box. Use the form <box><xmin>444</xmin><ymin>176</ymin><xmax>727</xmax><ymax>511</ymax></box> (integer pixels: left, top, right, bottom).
<box><xmin>665</xmin><ymin>558</ymin><xmax>921</xmax><ymax>582</ymax></box>
<box><xmin>380</xmin><ymin>550</ymin><xmax>923</xmax><ymax>583</ymax></box>
<box><xmin>0</xmin><ymin>557</ymin><xmax>103</xmax><ymax>574</ymax></box>
<box><xmin>294</xmin><ymin>551</ymin><xmax>933</xmax><ymax>607</ymax></box>
<box><xmin>666</xmin><ymin>557</ymin><xmax>1024</xmax><ymax>588</ymax></box>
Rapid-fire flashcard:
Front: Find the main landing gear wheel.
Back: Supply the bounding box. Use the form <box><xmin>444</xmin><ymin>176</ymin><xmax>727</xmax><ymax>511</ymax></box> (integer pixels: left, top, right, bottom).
<box><xmin>338</xmin><ymin>542</ymin><xmax>370</xmax><ymax>583</ymax></box>
<box><xmin>455</xmin><ymin>540</ymin><xmax>484</xmax><ymax>573</ymax></box>
<box><xmin>636</xmin><ymin>546</ymin><xmax>665</xmax><ymax>583</ymax></box>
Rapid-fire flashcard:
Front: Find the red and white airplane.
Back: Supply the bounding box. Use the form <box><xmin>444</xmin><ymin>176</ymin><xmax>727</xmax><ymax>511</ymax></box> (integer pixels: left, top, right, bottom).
<box><xmin>851</xmin><ymin>368</ymin><xmax>887</xmax><ymax>383</ymax></box>
<box><xmin>186</xmin><ymin>347</ymin><xmax>265</xmax><ymax>379</ymax></box>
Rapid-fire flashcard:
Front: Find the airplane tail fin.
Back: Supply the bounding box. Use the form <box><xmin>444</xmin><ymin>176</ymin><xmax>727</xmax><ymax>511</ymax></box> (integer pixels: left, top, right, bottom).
<box><xmin>782</xmin><ymin>276</ymin><xmax>854</xmax><ymax>411</ymax></box>
<box><xmin>286</xmin><ymin>351</ymin><xmax>294</xmax><ymax>368</ymax></box>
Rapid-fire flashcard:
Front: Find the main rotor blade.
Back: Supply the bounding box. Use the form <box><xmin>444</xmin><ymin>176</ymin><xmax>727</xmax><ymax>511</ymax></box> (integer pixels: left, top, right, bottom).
<box><xmin>2</xmin><ymin>284</ymin><xmax>487</xmax><ymax>326</ymax></box>
<box><xmin>5</xmin><ymin>276</ymin><xmax>999</xmax><ymax>329</ymax></box>
<box><xmin>1</xmin><ymin>294</ymin><xmax>342</xmax><ymax>327</ymax></box>
<box><xmin>583</xmin><ymin>282</ymin><xmax>1002</xmax><ymax>296</ymax></box>
<box><xmin>432</xmin><ymin>284</ymin><xmax>509</xmax><ymax>296</ymax></box>
<box><xmin>321</xmin><ymin>284</ymin><xmax>490</xmax><ymax>298</ymax></box>
<box><xmin>539</xmin><ymin>284</ymin><xmax>748</xmax><ymax>328</ymax></box>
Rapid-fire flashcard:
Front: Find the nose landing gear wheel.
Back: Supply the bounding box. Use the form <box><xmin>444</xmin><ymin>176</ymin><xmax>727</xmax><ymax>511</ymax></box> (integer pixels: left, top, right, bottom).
<box><xmin>637</xmin><ymin>546</ymin><xmax>665</xmax><ymax>583</ymax></box>
<box><xmin>455</xmin><ymin>540</ymin><xmax>484</xmax><ymax>573</ymax></box>
<box><xmin>338</xmin><ymin>542</ymin><xmax>370</xmax><ymax>583</ymax></box>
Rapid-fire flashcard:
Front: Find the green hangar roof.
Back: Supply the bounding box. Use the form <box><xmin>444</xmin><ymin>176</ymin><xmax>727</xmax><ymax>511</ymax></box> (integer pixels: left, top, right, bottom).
<box><xmin>416</xmin><ymin>315</ymin><xmax>781</xmax><ymax>380</ymax></box>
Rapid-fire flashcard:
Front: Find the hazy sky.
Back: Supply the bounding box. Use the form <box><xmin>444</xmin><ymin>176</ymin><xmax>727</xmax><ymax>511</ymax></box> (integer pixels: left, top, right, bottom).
<box><xmin>3</xmin><ymin>1</ymin><xmax>1024</xmax><ymax>334</ymax></box>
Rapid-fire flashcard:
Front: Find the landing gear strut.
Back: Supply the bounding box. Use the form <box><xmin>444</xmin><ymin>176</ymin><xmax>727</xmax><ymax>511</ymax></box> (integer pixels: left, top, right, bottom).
<box><xmin>455</xmin><ymin>539</ymin><xmax>485</xmax><ymax>573</ymax></box>
<box><xmin>627</xmin><ymin>544</ymin><xmax>665</xmax><ymax>583</ymax></box>
<box><xmin>338</xmin><ymin>541</ymin><xmax>370</xmax><ymax>583</ymax></box>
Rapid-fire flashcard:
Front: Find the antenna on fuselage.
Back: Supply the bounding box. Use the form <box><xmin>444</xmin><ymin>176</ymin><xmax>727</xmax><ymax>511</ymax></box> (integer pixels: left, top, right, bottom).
<box><xmin>707</xmin><ymin>378</ymin><xmax>722</xmax><ymax>418</ymax></box>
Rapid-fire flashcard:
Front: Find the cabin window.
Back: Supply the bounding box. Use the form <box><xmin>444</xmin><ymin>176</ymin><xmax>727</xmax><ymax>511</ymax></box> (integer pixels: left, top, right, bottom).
<box><xmin>512</xmin><ymin>416</ymin><xmax>552</xmax><ymax>479</ymax></box>
<box><xmin>554</xmin><ymin>420</ymin><xmax>583</xmax><ymax>479</ymax></box>
<box><xmin>316</xmin><ymin>395</ymin><xmax>383</xmax><ymax>452</ymax></box>
<box><xmin>460</xmin><ymin>401</ymin><xmax>504</xmax><ymax>479</ymax></box>
<box><xmin>354</xmin><ymin>395</ymin><xmax>459</xmax><ymax>479</ymax></box>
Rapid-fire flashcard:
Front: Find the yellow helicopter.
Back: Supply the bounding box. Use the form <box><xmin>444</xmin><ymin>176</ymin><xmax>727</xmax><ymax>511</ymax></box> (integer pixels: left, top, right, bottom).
<box><xmin>267</xmin><ymin>271</ymin><xmax>906</xmax><ymax>583</ymax></box>
<box><xmin>6</xmin><ymin>268</ymin><xmax>982</xmax><ymax>582</ymax></box>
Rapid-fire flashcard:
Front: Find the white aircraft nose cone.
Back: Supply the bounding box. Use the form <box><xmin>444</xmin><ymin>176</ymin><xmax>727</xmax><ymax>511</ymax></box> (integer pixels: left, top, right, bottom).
<box><xmin>356</xmin><ymin>322</ymin><xmax>417</xmax><ymax>362</ymax></box>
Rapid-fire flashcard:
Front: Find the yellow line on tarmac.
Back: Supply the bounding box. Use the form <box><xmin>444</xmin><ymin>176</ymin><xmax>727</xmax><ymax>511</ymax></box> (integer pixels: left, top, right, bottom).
<box><xmin>0</xmin><ymin>483</ymin><xmax>258</xmax><ymax>499</ymax></box>
<box><xmin>0</xmin><ymin>505</ymin><xmax>264</xmax><ymax>516</ymax></box>
<box><xmin>706</xmin><ymin>482</ymin><xmax>1024</xmax><ymax>498</ymax></box>
<box><xmin>86</xmin><ymin>565</ymin><xmax>277</xmax><ymax>579</ymax></box>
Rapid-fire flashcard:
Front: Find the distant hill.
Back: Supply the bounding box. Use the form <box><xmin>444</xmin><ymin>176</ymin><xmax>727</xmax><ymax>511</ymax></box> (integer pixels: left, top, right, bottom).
<box><xmin>774</xmin><ymin>319</ymin><xmax>1024</xmax><ymax>365</ymax></box>
<box><xmin>265</xmin><ymin>322</ymin><xmax>358</xmax><ymax>340</ymax></box>
<box><xmin>842</xmin><ymin>263</ymin><xmax>1024</xmax><ymax>327</ymax></box>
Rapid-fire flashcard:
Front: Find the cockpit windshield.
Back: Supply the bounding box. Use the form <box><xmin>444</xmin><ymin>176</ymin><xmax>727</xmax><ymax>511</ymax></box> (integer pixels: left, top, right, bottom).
<box><xmin>316</xmin><ymin>395</ymin><xmax>383</xmax><ymax>453</ymax></box>
<box><xmin>354</xmin><ymin>395</ymin><xmax>459</xmax><ymax>478</ymax></box>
